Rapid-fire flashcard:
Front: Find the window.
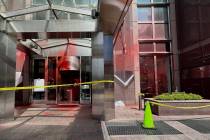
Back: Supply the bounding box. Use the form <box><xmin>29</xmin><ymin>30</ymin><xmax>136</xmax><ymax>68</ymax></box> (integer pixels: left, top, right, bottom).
<box><xmin>33</xmin><ymin>0</ymin><xmax>47</xmax><ymax>5</ymax></box>
<box><xmin>140</xmin><ymin>56</ymin><xmax>156</xmax><ymax>95</ymax></box>
<box><xmin>137</xmin><ymin>8</ymin><xmax>152</xmax><ymax>21</ymax></box>
<box><xmin>138</xmin><ymin>0</ymin><xmax>172</xmax><ymax>96</ymax></box>
<box><xmin>156</xmin><ymin>43</ymin><xmax>170</xmax><ymax>52</ymax></box>
<box><xmin>157</xmin><ymin>56</ymin><xmax>170</xmax><ymax>93</ymax></box>
<box><xmin>33</xmin><ymin>11</ymin><xmax>47</xmax><ymax>20</ymax></box>
<box><xmin>155</xmin><ymin>24</ymin><xmax>169</xmax><ymax>39</ymax></box>
<box><xmin>153</xmin><ymin>0</ymin><xmax>167</xmax><ymax>3</ymax></box>
<box><xmin>137</xmin><ymin>0</ymin><xmax>151</xmax><ymax>4</ymax></box>
<box><xmin>138</xmin><ymin>0</ymin><xmax>170</xmax><ymax>50</ymax></box>
<box><xmin>154</xmin><ymin>7</ymin><xmax>168</xmax><ymax>22</ymax></box>
<box><xmin>139</xmin><ymin>24</ymin><xmax>153</xmax><ymax>39</ymax></box>
<box><xmin>139</xmin><ymin>43</ymin><xmax>154</xmax><ymax>52</ymax></box>
<box><xmin>64</xmin><ymin>0</ymin><xmax>76</xmax><ymax>7</ymax></box>
<box><xmin>52</xmin><ymin>0</ymin><xmax>62</xmax><ymax>5</ymax></box>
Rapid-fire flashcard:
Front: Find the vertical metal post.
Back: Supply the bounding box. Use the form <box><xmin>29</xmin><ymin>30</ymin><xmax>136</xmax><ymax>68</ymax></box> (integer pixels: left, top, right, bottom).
<box><xmin>45</xmin><ymin>57</ymin><xmax>48</xmax><ymax>103</ymax></box>
<box><xmin>79</xmin><ymin>56</ymin><xmax>82</xmax><ymax>104</ymax></box>
<box><xmin>0</xmin><ymin>32</ymin><xmax>16</xmax><ymax>120</ymax></box>
<box><xmin>91</xmin><ymin>32</ymin><xmax>115</xmax><ymax>121</ymax></box>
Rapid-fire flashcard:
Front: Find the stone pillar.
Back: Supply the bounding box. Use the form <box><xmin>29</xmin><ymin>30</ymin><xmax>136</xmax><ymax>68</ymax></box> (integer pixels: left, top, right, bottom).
<box><xmin>132</xmin><ymin>0</ymin><xmax>141</xmax><ymax>105</ymax></box>
<box><xmin>91</xmin><ymin>32</ymin><xmax>115</xmax><ymax>121</ymax></box>
<box><xmin>0</xmin><ymin>33</ymin><xmax>16</xmax><ymax>120</ymax></box>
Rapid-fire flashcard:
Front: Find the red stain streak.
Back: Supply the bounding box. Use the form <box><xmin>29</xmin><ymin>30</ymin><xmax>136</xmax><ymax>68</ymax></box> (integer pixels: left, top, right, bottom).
<box><xmin>16</xmin><ymin>49</ymin><xmax>26</xmax><ymax>72</ymax></box>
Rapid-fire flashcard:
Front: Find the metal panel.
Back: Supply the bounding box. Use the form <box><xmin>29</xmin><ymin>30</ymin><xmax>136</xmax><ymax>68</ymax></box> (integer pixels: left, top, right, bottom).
<box><xmin>106</xmin><ymin>121</ymin><xmax>182</xmax><ymax>135</ymax></box>
<box><xmin>100</xmin><ymin>0</ymin><xmax>133</xmax><ymax>34</ymax></box>
<box><xmin>42</xmin><ymin>44</ymin><xmax>91</xmax><ymax>57</ymax></box>
<box><xmin>35</xmin><ymin>39</ymin><xmax>91</xmax><ymax>49</ymax></box>
<box><xmin>52</xmin><ymin>5</ymin><xmax>92</xmax><ymax>16</ymax></box>
<box><xmin>92</xmin><ymin>33</ymin><xmax>104</xmax><ymax>119</ymax></box>
<box><xmin>91</xmin><ymin>32</ymin><xmax>115</xmax><ymax>121</ymax></box>
<box><xmin>0</xmin><ymin>5</ymin><xmax>49</xmax><ymax>19</ymax></box>
<box><xmin>7</xmin><ymin>20</ymin><xmax>97</xmax><ymax>33</ymax></box>
<box><xmin>103</xmin><ymin>35</ymin><xmax>115</xmax><ymax>120</ymax></box>
<box><xmin>0</xmin><ymin>32</ymin><xmax>16</xmax><ymax>120</ymax></box>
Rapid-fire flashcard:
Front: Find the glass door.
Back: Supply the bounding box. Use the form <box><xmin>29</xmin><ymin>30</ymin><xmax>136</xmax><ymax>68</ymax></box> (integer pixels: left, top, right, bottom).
<box><xmin>33</xmin><ymin>58</ymin><xmax>45</xmax><ymax>104</ymax></box>
<box><xmin>46</xmin><ymin>57</ymin><xmax>57</xmax><ymax>104</ymax></box>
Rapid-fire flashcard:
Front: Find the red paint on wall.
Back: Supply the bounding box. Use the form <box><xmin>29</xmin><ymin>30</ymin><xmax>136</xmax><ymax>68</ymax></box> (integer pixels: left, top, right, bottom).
<box><xmin>16</xmin><ymin>49</ymin><xmax>26</xmax><ymax>72</ymax></box>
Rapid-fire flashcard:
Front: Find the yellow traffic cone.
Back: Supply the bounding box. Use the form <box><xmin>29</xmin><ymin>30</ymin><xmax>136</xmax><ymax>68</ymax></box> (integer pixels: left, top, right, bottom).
<box><xmin>142</xmin><ymin>101</ymin><xmax>155</xmax><ymax>129</ymax></box>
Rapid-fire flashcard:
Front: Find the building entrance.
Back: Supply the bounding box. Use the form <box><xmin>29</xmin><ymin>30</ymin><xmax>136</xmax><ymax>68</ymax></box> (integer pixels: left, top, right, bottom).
<box><xmin>32</xmin><ymin>56</ymin><xmax>91</xmax><ymax>105</ymax></box>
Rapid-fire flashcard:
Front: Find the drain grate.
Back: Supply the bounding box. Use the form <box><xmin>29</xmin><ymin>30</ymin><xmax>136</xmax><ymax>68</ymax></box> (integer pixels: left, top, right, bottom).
<box><xmin>106</xmin><ymin>121</ymin><xmax>138</xmax><ymax>127</ymax></box>
<box><xmin>106</xmin><ymin>121</ymin><xmax>182</xmax><ymax>135</ymax></box>
<box><xmin>179</xmin><ymin>119</ymin><xmax>210</xmax><ymax>134</ymax></box>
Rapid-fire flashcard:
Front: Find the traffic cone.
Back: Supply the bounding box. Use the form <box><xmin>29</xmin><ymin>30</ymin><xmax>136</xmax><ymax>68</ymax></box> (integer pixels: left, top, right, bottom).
<box><xmin>142</xmin><ymin>101</ymin><xmax>155</xmax><ymax>129</ymax></box>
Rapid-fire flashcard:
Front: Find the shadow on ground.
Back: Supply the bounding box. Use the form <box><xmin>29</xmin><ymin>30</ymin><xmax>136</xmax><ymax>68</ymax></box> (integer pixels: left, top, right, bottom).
<box><xmin>0</xmin><ymin>104</ymin><xmax>103</xmax><ymax>140</ymax></box>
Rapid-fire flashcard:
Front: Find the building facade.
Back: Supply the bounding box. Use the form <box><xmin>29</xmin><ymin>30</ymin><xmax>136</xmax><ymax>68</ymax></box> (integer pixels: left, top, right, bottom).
<box><xmin>1</xmin><ymin>0</ymin><xmax>210</xmax><ymax>120</ymax></box>
<box><xmin>0</xmin><ymin>0</ymin><xmax>133</xmax><ymax>120</ymax></box>
<box><xmin>114</xmin><ymin>0</ymin><xmax>179</xmax><ymax>105</ymax></box>
<box><xmin>114</xmin><ymin>0</ymin><xmax>210</xmax><ymax>104</ymax></box>
<box><xmin>176</xmin><ymin>0</ymin><xmax>210</xmax><ymax>99</ymax></box>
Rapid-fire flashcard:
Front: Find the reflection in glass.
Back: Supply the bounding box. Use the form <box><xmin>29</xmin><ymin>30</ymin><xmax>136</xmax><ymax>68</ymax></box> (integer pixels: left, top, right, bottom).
<box><xmin>47</xmin><ymin>57</ymin><xmax>56</xmax><ymax>101</ymax></box>
<box><xmin>32</xmin><ymin>11</ymin><xmax>47</xmax><ymax>20</ymax></box>
<box><xmin>139</xmin><ymin>43</ymin><xmax>154</xmax><ymax>52</ymax></box>
<box><xmin>156</xmin><ymin>43</ymin><xmax>170</xmax><ymax>52</ymax></box>
<box><xmin>155</xmin><ymin>24</ymin><xmax>169</xmax><ymax>39</ymax></box>
<box><xmin>33</xmin><ymin>0</ymin><xmax>47</xmax><ymax>5</ymax></box>
<box><xmin>157</xmin><ymin>56</ymin><xmax>170</xmax><ymax>93</ymax></box>
<box><xmin>137</xmin><ymin>0</ymin><xmax>151</xmax><ymax>4</ymax></box>
<box><xmin>140</xmin><ymin>56</ymin><xmax>155</xmax><ymax>96</ymax></box>
<box><xmin>52</xmin><ymin>0</ymin><xmax>62</xmax><ymax>5</ymax></box>
<box><xmin>154</xmin><ymin>7</ymin><xmax>168</xmax><ymax>22</ymax></box>
<box><xmin>137</xmin><ymin>8</ymin><xmax>152</xmax><ymax>21</ymax></box>
<box><xmin>153</xmin><ymin>0</ymin><xmax>167</xmax><ymax>3</ymax></box>
<box><xmin>139</xmin><ymin>24</ymin><xmax>153</xmax><ymax>39</ymax></box>
<box><xmin>32</xmin><ymin>0</ymin><xmax>98</xmax><ymax>9</ymax></box>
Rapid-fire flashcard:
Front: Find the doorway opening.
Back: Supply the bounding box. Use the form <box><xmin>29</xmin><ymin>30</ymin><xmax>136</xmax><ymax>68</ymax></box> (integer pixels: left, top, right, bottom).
<box><xmin>30</xmin><ymin>56</ymin><xmax>91</xmax><ymax>105</ymax></box>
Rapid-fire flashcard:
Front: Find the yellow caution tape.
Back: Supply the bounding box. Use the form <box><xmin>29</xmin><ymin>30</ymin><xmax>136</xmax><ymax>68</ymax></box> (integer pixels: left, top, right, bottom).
<box><xmin>150</xmin><ymin>101</ymin><xmax>210</xmax><ymax>109</ymax></box>
<box><xmin>0</xmin><ymin>80</ymin><xmax>114</xmax><ymax>91</ymax></box>
<box><xmin>136</xmin><ymin>93</ymin><xmax>144</xmax><ymax>96</ymax></box>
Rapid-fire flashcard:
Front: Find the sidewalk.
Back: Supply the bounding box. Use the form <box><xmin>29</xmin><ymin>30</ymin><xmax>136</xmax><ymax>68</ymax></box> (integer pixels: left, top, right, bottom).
<box><xmin>0</xmin><ymin>104</ymin><xmax>103</xmax><ymax>140</ymax></box>
<box><xmin>102</xmin><ymin>106</ymin><xmax>210</xmax><ymax>140</ymax></box>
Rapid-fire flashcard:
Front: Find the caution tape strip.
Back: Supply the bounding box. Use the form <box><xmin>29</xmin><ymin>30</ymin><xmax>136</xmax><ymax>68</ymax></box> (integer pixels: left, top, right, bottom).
<box><xmin>136</xmin><ymin>93</ymin><xmax>153</xmax><ymax>96</ymax></box>
<box><xmin>149</xmin><ymin>101</ymin><xmax>210</xmax><ymax>109</ymax></box>
<box><xmin>0</xmin><ymin>80</ymin><xmax>114</xmax><ymax>91</ymax></box>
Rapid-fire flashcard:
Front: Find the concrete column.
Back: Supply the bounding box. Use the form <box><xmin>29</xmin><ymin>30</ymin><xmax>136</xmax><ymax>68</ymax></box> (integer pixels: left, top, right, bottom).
<box><xmin>0</xmin><ymin>33</ymin><xmax>16</xmax><ymax>120</ymax></box>
<box><xmin>132</xmin><ymin>0</ymin><xmax>141</xmax><ymax>105</ymax></box>
<box><xmin>170</xmin><ymin>0</ymin><xmax>181</xmax><ymax>91</ymax></box>
<box><xmin>91</xmin><ymin>32</ymin><xmax>115</xmax><ymax>121</ymax></box>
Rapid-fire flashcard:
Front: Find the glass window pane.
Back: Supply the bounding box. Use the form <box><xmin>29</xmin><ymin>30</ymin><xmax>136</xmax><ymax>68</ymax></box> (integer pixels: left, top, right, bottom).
<box><xmin>154</xmin><ymin>7</ymin><xmax>168</xmax><ymax>22</ymax></box>
<box><xmin>157</xmin><ymin>56</ymin><xmax>170</xmax><ymax>93</ymax></box>
<box><xmin>153</xmin><ymin>0</ymin><xmax>167</xmax><ymax>3</ymax></box>
<box><xmin>155</xmin><ymin>24</ymin><xmax>169</xmax><ymax>39</ymax></box>
<box><xmin>139</xmin><ymin>24</ymin><xmax>153</xmax><ymax>39</ymax></box>
<box><xmin>140</xmin><ymin>56</ymin><xmax>156</xmax><ymax>96</ymax></box>
<box><xmin>139</xmin><ymin>43</ymin><xmax>154</xmax><ymax>52</ymax></box>
<box><xmin>33</xmin><ymin>0</ymin><xmax>47</xmax><ymax>5</ymax></box>
<box><xmin>33</xmin><ymin>11</ymin><xmax>47</xmax><ymax>20</ymax></box>
<box><xmin>76</xmin><ymin>0</ymin><xmax>90</xmax><ymax>8</ymax></box>
<box><xmin>137</xmin><ymin>8</ymin><xmax>152</xmax><ymax>21</ymax></box>
<box><xmin>54</xmin><ymin>11</ymin><xmax>69</xmax><ymax>19</ymax></box>
<box><xmin>137</xmin><ymin>0</ymin><xmax>151</xmax><ymax>4</ymax></box>
<box><xmin>64</xmin><ymin>0</ymin><xmax>76</xmax><ymax>7</ymax></box>
<box><xmin>90</xmin><ymin>0</ymin><xmax>98</xmax><ymax>8</ymax></box>
<box><xmin>156</xmin><ymin>43</ymin><xmax>170</xmax><ymax>52</ymax></box>
<box><xmin>52</xmin><ymin>0</ymin><xmax>62</xmax><ymax>5</ymax></box>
